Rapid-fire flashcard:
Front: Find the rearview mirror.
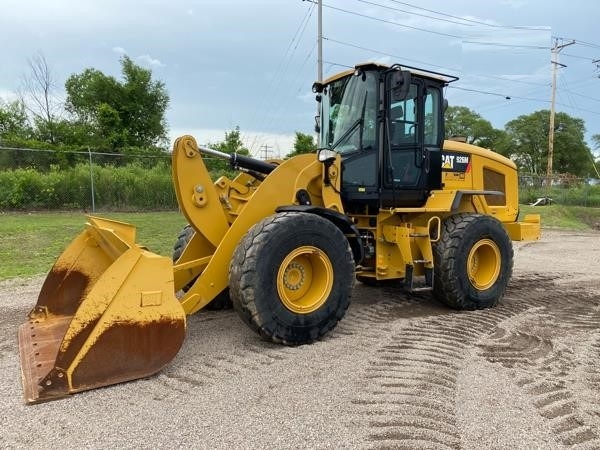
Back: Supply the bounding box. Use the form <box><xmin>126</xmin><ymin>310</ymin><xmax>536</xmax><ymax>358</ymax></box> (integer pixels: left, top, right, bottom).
<box><xmin>317</xmin><ymin>149</ymin><xmax>336</xmax><ymax>163</ymax></box>
<box><xmin>391</xmin><ymin>70</ymin><xmax>411</xmax><ymax>101</ymax></box>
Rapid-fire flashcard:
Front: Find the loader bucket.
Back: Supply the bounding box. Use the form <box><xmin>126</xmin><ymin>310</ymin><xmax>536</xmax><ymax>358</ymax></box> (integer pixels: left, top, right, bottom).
<box><xmin>18</xmin><ymin>216</ymin><xmax>186</xmax><ymax>404</ymax></box>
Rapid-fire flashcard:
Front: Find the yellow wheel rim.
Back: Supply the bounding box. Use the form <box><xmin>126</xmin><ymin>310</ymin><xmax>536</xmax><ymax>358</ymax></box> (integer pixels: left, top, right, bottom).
<box><xmin>277</xmin><ymin>246</ymin><xmax>333</xmax><ymax>314</ymax></box>
<box><xmin>467</xmin><ymin>239</ymin><xmax>501</xmax><ymax>290</ymax></box>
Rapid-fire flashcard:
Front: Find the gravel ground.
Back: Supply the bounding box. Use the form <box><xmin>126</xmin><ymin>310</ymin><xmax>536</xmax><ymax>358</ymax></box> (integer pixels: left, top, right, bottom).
<box><xmin>1</xmin><ymin>229</ymin><xmax>599</xmax><ymax>449</ymax></box>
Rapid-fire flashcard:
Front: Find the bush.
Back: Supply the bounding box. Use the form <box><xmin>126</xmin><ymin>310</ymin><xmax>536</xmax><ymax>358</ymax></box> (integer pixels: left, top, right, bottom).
<box><xmin>3</xmin><ymin>163</ymin><xmax>599</xmax><ymax>211</ymax></box>
<box><xmin>0</xmin><ymin>162</ymin><xmax>177</xmax><ymax>211</ymax></box>
<box><xmin>519</xmin><ymin>184</ymin><xmax>600</xmax><ymax>207</ymax></box>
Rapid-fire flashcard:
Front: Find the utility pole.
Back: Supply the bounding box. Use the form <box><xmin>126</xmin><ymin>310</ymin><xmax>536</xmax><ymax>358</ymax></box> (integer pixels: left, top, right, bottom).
<box><xmin>317</xmin><ymin>0</ymin><xmax>323</xmax><ymax>83</ymax></box>
<box><xmin>261</xmin><ymin>144</ymin><xmax>273</xmax><ymax>160</ymax></box>
<box><xmin>316</xmin><ymin>0</ymin><xmax>323</xmax><ymax>148</ymax></box>
<box><xmin>547</xmin><ymin>38</ymin><xmax>575</xmax><ymax>188</ymax></box>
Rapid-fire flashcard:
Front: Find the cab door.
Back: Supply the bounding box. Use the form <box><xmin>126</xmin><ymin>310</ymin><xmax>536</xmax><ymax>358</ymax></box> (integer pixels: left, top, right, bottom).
<box><xmin>381</xmin><ymin>75</ymin><xmax>444</xmax><ymax>207</ymax></box>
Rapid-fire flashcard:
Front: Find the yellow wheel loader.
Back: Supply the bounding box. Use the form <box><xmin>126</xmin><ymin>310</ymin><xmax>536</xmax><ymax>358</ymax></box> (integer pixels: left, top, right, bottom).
<box><xmin>18</xmin><ymin>63</ymin><xmax>540</xmax><ymax>404</ymax></box>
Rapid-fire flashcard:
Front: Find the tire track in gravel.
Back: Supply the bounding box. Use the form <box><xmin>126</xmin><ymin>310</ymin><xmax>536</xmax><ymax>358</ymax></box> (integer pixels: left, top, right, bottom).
<box><xmin>155</xmin><ymin>284</ymin><xmax>443</xmax><ymax>393</ymax></box>
<box><xmin>153</xmin><ymin>283</ymin><xmax>452</xmax><ymax>393</ymax></box>
<box><xmin>153</xmin><ymin>310</ymin><xmax>304</xmax><ymax>392</ymax></box>
<box><xmin>583</xmin><ymin>333</ymin><xmax>600</xmax><ymax>397</ymax></box>
<box><xmin>477</xmin><ymin>286</ymin><xmax>600</xmax><ymax>448</ymax></box>
<box><xmin>348</xmin><ymin>274</ymin><xmax>571</xmax><ymax>449</ymax></box>
<box><xmin>351</xmin><ymin>313</ymin><xmax>512</xmax><ymax>449</ymax></box>
<box><xmin>331</xmin><ymin>284</ymin><xmax>450</xmax><ymax>339</ymax></box>
<box><xmin>154</xmin><ymin>274</ymin><xmax>577</xmax><ymax>449</ymax></box>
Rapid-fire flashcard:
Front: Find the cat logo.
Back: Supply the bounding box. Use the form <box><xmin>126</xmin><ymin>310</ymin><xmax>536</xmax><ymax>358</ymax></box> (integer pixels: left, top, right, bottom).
<box><xmin>441</xmin><ymin>151</ymin><xmax>470</xmax><ymax>173</ymax></box>
<box><xmin>442</xmin><ymin>154</ymin><xmax>455</xmax><ymax>169</ymax></box>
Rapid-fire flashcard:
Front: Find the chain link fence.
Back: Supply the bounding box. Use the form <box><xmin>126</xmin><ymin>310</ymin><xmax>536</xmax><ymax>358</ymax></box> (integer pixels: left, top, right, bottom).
<box><xmin>2</xmin><ymin>146</ymin><xmax>600</xmax><ymax>211</ymax></box>
<box><xmin>519</xmin><ymin>173</ymin><xmax>600</xmax><ymax>207</ymax></box>
<box><xmin>0</xmin><ymin>146</ymin><xmax>177</xmax><ymax>211</ymax></box>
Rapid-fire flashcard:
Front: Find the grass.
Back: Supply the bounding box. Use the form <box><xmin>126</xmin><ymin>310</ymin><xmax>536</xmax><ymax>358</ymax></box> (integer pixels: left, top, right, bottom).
<box><xmin>0</xmin><ymin>205</ymin><xmax>598</xmax><ymax>280</ymax></box>
<box><xmin>0</xmin><ymin>211</ymin><xmax>186</xmax><ymax>280</ymax></box>
<box><xmin>520</xmin><ymin>204</ymin><xmax>600</xmax><ymax>231</ymax></box>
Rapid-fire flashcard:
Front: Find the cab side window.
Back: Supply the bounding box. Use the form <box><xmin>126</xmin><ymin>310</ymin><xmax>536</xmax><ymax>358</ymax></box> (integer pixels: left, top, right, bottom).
<box><xmin>424</xmin><ymin>88</ymin><xmax>442</xmax><ymax>146</ymax></box>
<box><xmin>390</xmin><ymin>84</ymin><xmax>418</xmax><ymax>146</ymax></box>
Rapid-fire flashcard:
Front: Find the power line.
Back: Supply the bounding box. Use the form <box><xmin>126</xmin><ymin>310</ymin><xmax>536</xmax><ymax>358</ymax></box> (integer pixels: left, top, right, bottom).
<box><xmin>307</xmin><ymin>1</ymin><xmax>552</xmax><ymax>48</ymax></box>
<box><xmin>451</xmin><ymin>83</ymin><xmax>600</xmax><ymax>116</ymax></box>
<box><xmin>474</xmin><ymin>73</ymin><xmax>600</xmax><ymax>115</ymax></box>
<box><xmin>558</xmin><ymin>86</ymin><xmax>600</xmax><ymax>104</ymax></box>
<box><xmin>562</xmin><ymin>53</ymin><xmax>598</xmax><ymax>62</ymax></box>
<box><xmin>322</xmin><ymin>60</ymin><xmax>354</xmax><ymax>69</ymax></box>
<box><xmin>305</xmin><ymin>1</ymin><xmax>462</xmax><ymax>38</ymax></box>
<box><xmin>557</xmin><ymin>76</ymin><xmax>600</xmax><ymax>178</ymax></box>
<box><xmin>319</xmin><ymin>57</ymin><xmax>551</xmax><ymax>107</ymax></box>
<box><xmin>260</xmin><ymin>41</ymin><xmax>317</xmax><ymax>141</ymax></box>
<box><xmin>558</xmin><ymin>75</ymin><xmax>579</xmax><ymax>111</ymax></box>
<box><xmin>247</xmin><ymin>2</ymin><xmax>316</xmax><ymax>153</ymax></box>
<box><xmin>387</xmin><ymin>0</ymin><xmax>549</xmax><ymax>31</ymax></box>
<box><xmin>302</xmin><ymin>1</ymin><xmax>600</xmax><ymax>136</ymax></box>
<box><xmin>323</xmin><ymin>36</ymin><xmax>459</xmax><ymax>72</ymax></box>
<box><xmin>318</xmin><ymin>48</ymin><xmax>597</xmax><ymax>117</ymax></box>
<box><xmin>320</xmin><ymin>46</ymin><xmax>551</xmax><ymax>102</ymax></box>
<box><xmin>553</xmin><ymin>36</ymin><xmax>600</xmax><ymax>50</ymax></box>
<box><xmin>448</xmin><ymin>85</ymin><xmax>541</xmax><ymax>101</ymax></box>
<box><xmin>462</xmin><ymin>41</ymin><xmax>550</xmax><ymax>50</ymax></box>
<box><xmin>356</xmin><ymin>0</ymin><xmax>472</xmax><ymax>27</ymax></box>
<box><xmin>316</xmin><ymin>61</ymin><xmax>582</xmax><ymax>112</ymax></box>
<box><xmin>469</xmin><ymin>74</ymin><xmax>549</xmax><ymax>87</ymax></box>
<box><xmin>294</xmin><ymin>41</ymin><xmax>318</xmax><ymax>94</ymax></box>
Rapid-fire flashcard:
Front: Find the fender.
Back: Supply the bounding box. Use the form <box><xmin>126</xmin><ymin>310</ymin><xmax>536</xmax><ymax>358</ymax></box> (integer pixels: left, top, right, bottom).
<box><xmin>276</xmin><ymin>205</ymin><xmax>364</xmax><ymax>265</ymax></box>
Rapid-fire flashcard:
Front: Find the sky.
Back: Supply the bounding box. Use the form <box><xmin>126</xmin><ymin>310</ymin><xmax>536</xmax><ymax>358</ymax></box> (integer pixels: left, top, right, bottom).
<box><xmin>1</xmin><ymin>0</ymin><xmax>599</xmax><ymax>158</ymax></box>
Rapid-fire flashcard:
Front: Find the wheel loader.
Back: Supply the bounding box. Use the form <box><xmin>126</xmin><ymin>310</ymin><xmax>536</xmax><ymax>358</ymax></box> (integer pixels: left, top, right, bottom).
<box><xmin>18</xmin><ymin>62</ymin><xmax>540</xmax><ymax>404</ymax></box>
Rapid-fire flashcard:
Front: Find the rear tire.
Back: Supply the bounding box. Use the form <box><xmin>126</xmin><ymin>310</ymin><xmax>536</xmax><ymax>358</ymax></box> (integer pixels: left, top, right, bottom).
<box><xmin>433</xmin><ymin>213</ymin><xmax>513</xmax><ymax>310</ymax></box>
<box><xmin>229</xmin><ymin>212</ymin><xmax>355</xmax><ymax>345</ymax></box>
<box><xmin>173</xmin><ymin>224</ymin><xmax>232</xmax><ymax>310</ymax></box>
<box><xmin>172</xmin><ymin>224</ymin><xmax>195</xmax><ymax>262</ymax></box>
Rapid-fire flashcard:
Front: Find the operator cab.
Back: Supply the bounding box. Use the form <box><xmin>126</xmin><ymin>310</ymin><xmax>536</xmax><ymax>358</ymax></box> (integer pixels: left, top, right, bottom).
<box><xmin>313</xmin><ymin>63</ymin><xmax>457</xmax><ymax>210</ymax></box>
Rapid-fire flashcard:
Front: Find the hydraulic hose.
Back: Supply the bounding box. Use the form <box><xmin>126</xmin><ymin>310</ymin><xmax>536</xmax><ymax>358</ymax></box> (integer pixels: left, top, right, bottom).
<box><xmin>198</xmin><ymin>145</ymin><xmax>276</xmax><ymax>175</ymax></box>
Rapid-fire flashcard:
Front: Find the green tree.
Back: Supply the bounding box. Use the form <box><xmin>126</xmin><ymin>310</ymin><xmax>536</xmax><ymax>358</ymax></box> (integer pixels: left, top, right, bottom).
<box><xmin>206</xmin><ymin>126</ymin><xmax>250</xmax><ymax>176</ymax></box>
<box><xmin>65</xmin><ymin>56</ymin><xmax>169</xmax><ymax>150</ymax></box>
<box><xmin>0</xmin><ymin>99</ymin><xmax>30</xmax><ymax>141</ymax></box>
<box><xmin>211</xmin><ymin>126</ymin><xmax>250</xmax><ymax>155</ymax></box>
<box><xmin>593</xmin><ymin>134</ymin><xmax>600</xmax><ymax>151</ymax></box>
<box><xmin>286</xmin><ymin>132</ymin><xmax>317</xmax><ymax>158</ymax></box>
<box><xmin>444</xmin><ymin>106</ymin><xmax>505</xmax><ymax>149</ymax></box>
<box><xmin>591</xmin><ymin>134</ymin><xmax>600</xmax><ymax>178</ymax></box>
<box><xmin>504</xmin><ymin>110</ymin><xmax>593</xmax><ymax>176</ymax></box>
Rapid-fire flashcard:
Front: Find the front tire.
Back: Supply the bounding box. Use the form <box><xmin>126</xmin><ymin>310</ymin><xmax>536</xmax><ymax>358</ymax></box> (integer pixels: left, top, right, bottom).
<box><xmin>229</xmin><ymin>212</ymin><xmax>355</xmax><ymax>345</ymax></box>
<box><xmin>173</xmin><ymin>224</ymin><xmax>232</xmax><ymax>310</ymax></box>
<box><xmin>433</xmin><ymin>213</ymin><xmax>513</xmax><ymax>310</ymax></box>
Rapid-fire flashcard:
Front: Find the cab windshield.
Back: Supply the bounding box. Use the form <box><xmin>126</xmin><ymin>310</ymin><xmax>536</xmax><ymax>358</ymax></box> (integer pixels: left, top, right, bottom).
<box><xmin>320</xmin><ymin>71</ymin><xmax>378</xmax><ymax>154</ymax></box>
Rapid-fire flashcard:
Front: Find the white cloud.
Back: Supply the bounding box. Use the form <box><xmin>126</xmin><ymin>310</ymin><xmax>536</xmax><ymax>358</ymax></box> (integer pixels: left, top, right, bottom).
<box><xmin>1</xmin><ymin>0</ymin><xmax>597</xmax><ymax>147</ymax></box>
<box><xmin>136</xmin><ymin>54</ymin><xmax>165</xmax><ymax>68</ymax></box>
<box><xmin>0</xmin><ymin>89</ymin><xmax>18</xmax><ymax>102</ymax></box>
<box><xmin>112</xmin><ymin>47</ymin><xmax>164</xmax><ymax>68</ymax></box>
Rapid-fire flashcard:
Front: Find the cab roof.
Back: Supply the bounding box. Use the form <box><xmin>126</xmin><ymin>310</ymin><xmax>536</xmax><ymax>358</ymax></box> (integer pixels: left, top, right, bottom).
<box><xmin>320</xmin><ymin>62</ymin><xmax>458</xmax><ymax>87</ymax></box>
